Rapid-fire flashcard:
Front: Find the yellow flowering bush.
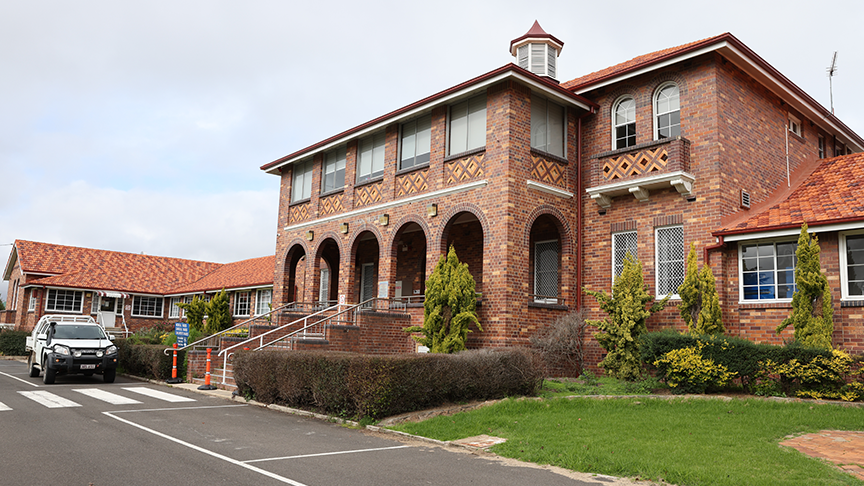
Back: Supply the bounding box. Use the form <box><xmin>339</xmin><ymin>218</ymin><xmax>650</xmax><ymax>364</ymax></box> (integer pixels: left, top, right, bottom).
<box><xmin>653</xmin><ymin>342</ymin><xmax>736</xmax><ymax>394</ymax></box>
<box><xmin>756</xmin><ymin>349</ymin><xmax>862</xmax><ymax>401</ymax></box>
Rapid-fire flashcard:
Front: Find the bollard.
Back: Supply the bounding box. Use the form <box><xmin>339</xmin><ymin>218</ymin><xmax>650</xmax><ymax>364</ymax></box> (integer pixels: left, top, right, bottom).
<box><xmin>166</xmin><ymin>343</ymin><xmax>182</xmax><ymax>384</ymax></box>
<box><xmin>198</xmin><ymin>347</ymin><xmax>217</xmax><ymax>390</ymax></box>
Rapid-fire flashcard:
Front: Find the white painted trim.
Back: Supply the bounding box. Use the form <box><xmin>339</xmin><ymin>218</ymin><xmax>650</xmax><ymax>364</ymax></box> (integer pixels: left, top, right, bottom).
<box><xmin>611</xmin><ymin>95</ymin><xmax>636</xmax><ymax>150</ymax></box>
<box><xmin>839</xmin><ymin>230</ymin><xmax>864</xmax><ymax>301</ymax></box>
<box><xmin>284</xmin><ymin>180</ymin><xmax>488</xmax><ymax>232</ymax></box>
<box><xmin>736</xmin><ymin>239</ymin><xmax>798</xmax><ymax>304</ymax></box>
<box><xmin>527</xmin><ymin>180</ymin><xmax>573</xmax><ymax>198</ymax></box>
<box><xmin>723</xmin><ymin>221</ymin><xmax>864</xmax><ymax>242</ymax></box>
<box><xmin>653</xmin><ymin>82</ymin><xmax>680</xmax><ymax>141</ymax></box>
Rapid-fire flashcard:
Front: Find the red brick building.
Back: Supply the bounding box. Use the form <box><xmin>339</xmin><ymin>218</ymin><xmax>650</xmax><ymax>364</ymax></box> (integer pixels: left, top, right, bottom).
<box><xmin>261</xmin><ymin>25</ymin><xmax>864</xmax><ymax>358</ymax></box>
<box><xmin>1</xmin><ymin>240</ymin><xmax>274</xmax><ymax>333</ymax></box>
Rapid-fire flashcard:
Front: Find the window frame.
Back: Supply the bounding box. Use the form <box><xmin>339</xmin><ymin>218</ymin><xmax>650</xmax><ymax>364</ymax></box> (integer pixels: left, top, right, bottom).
<box><xmin>612</xmin><ymin>95</ymin><xmax>637</xmax><ymax>150</ymax></box>
<box><xmin>357</xmin><ymin>132</ymin><xmax>386</xmax><ymax>183</ymax></box>
<box><xmin>533</xmin><ymin>239</ymin><xmax>560</xmax><ymax>304</ymax></box>
<box><xmin>448</xmin><ymin>94</ymin><xmax>487</xmax><ymax>156</ymax></box>
<box><xmin>818</xmin><ymin>135</ymin><xmax>825</xmax><ymax>159</ymax></box>
<box><xmin>233</xmin><ymin>291</ymin><xmax>250</xmax><ymax>317</ymax></box>
<box><xmin>655</xmin><ymin>225</ymin><xmax>685</xmax><ymax>300</ymax></box>
<box><xmin>131</xmin><ymin>295</ymin><xmax>164</xmax><ymax>318</ymax></box>
<box><xmin>169</xmin><ymin>297</ymin><xmax>182</xmax><ymax>318</ymax></box>
<box><xmin>321</xmin><ymin>146</ymin><xmax>346</xmax><ymax>194</ymax></box>
<box><xmin>45</xmin><ymin>289</ymin><xmax>84</xmax><ymax>313</ymax></box>
<box><xmin>531</xmin><ymin>94</ymin><xmax>566</xmax><ymax>158</ymax></box>
<box><xmin>737</xmin><ymin>239</ymin><xmax>799</xmax><ymax>303</ymax></box>
<box><xmin>788</xmin><ymin>114</ymin><xmax>802</xmax><ymax>137</ymax></box>
<box><xmin>839</xmin><ymin>230</ymin><xmax>864</xmax><ymax>301</ymax></box>
<box><xmin>28</xmin><ymin>295</ymin><xmax>37</xmax><ymax>312</ymax></box>
<box><xmin>399</xmin><ymin>115</ymin><xmax>432</xmax><ymax>171</ymax></box>
<box><xmin>255</xmin><ymin>289</ymin><xmax>272</xmax><ymax>316</ymax></box>
<box><xmin>291</xmin><ymin>159</ymin><xmax>314</xmax><ymax>203</ymax></box>
<box><xmin>611</xmin><ymin>230</ymin><xmax>638</xmax><ymax>287</ymax></box>
<box><xmin>653</xmin><ymin>82</ymin><xmax>681</xmax><ymax>140</ymax></box>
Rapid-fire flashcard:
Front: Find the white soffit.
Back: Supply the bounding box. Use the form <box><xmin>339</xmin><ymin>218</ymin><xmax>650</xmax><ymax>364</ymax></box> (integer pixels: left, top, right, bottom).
<box><xmin>723</xmin><ymin>221</ymin><xmax>864</xmax><ymax>242</ymax></box>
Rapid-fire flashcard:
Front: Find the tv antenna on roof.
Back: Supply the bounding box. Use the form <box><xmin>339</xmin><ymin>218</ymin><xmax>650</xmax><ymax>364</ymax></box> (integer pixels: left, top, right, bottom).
<box><xmin>827</xmin><ymin>51</ymin><xmax>838</xmax><ymax>115</ymax></box>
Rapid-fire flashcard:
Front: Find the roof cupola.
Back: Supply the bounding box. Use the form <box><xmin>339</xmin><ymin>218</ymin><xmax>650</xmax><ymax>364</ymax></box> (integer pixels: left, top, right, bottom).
<box><xmin>510</xmin><ymin>21</ymin><xmax>563</xmax><ymax>80</ymax></box>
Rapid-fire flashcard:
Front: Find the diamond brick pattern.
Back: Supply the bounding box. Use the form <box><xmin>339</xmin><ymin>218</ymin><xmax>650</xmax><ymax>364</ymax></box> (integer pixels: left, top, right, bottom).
<box><xmin>602</xmin><ymin>146</ymin><xmax>669</xmax><ymax>182</ymax></box>
<box><xmin>531</xmin><ymin>154</ymin><xmax>567</xmax><ymax>187</ymax></box>
<box><xmin>446</xmin><ymin>153</ymin><xmax>485</xmax><ymax>185</ymax></box>
<box><xmin>319</xmin><ymin>193</ymin><xmax>344</xmax><ymax>216</ymax></box>
<box><xmin>289</xmin><ymin>202</ymin><xmax>310</xmax><ymax>224</ymax></box>
<box><xmin>396</xmin><ymin>169</ymin><xmax>429</xmax><ymax>197</ymax></box>
<box><xmin>355</xmin><ymin>182</ymin><xmax>383</xmax><ymax>207</ymax></box>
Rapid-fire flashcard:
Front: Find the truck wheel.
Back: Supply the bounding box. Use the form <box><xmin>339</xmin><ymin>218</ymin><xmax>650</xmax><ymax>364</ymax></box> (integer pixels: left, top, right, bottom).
<box><xmin>103</xmin><ymin>369</ymin><xmax>116</xmax><ymax>383</ymax></box>
<box><xmin>42</xmin><ymin>359</ymin><xmax>56</xmax><ymax>384</ymax></box>
<box><xmin>28</xmin><ymin>354</ymin><xmax>40</xmax><ymax>378</ymax></box>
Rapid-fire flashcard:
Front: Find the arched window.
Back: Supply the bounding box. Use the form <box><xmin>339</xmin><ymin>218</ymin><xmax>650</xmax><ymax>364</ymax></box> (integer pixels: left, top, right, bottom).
<box><xmin>613</xmin><ymin>96</ymin><xmax>636</xmax><ymax>149</ymax></box>
<box><xmin>654</xmin><ymin>83</ymin><xmax>680</xmax><ymax>139</ymax></box>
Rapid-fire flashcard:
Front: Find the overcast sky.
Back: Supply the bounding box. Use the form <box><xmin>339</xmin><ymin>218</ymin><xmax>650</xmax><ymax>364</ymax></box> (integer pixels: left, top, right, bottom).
<box><xmin>2</xmin><ymin>0</ymin><xmax>862</xmax><ymax>303</ymax></box>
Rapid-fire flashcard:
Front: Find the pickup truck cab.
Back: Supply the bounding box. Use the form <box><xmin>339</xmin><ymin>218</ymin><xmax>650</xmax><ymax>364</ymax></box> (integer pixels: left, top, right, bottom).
<box><xmin>25</xmin><ymin>315</ymin><xmax>118</xmax><ymax>384</ymax></box>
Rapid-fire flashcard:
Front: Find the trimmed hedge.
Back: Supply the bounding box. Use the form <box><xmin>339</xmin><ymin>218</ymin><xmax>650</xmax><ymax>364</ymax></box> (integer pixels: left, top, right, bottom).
<box><xmin>233</xmin><ymin>349</ymin><xmax>542</xmax><ymax>419</ymax></box>
<box><xmin>115</xmin><ymin>339</ymin><xmax>185</xmax><ymax>380</ymax></box>
<box><xmin>0</xmin><ymin>330</ymin><xmax>28</xmax><ymax>356</ymax></box>
<box><xmin>640</xmin><ymin>330</ymin><xmax>833</xmax><ymax>388</ymax></box>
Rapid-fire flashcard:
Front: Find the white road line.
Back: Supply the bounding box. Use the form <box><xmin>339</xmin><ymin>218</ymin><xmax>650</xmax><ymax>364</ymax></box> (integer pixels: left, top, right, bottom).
<box><xmin>0</xmin><ymin>402</ymin><xmax>11</xmax><ymax>411</ymax></box>
<box><xmin>110</xmin><ymin>404</ymin><xmax>246</xmax><ymax>414</ymax></box>
<box><xmin>19</xmin><ymin>390</ymin><xmax>81</xmax><ymax>408</ymax></box>
<box><xmin>73</xmin><ymin>388</ymin><xmax>142</xmax><ymax>405</ymax></box>
<box><xmin>0</xmin><ymin>370</ymin><xmax>40</xmax><ymax>387</ymax></box>
<box><xmin>104</xmin><ymin>411</ymin><xmax>308</xmax><ymax>486</ymax></box>
<box><xmin>122</xmin><ymin>387</ymin><xmax>196</xmax><ymax>403</ymax></box>
<box><xmin>244</xmin><ymin>445</ymin><xmax>411</xmax><ymax>464</ymax></box>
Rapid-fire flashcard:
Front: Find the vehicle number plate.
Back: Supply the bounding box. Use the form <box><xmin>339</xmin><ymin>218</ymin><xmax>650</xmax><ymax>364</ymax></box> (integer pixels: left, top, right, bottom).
<box><xmin>80</xmin><ymin>364</ymin><xmax>96</xmax><ymax>370</ymax></box>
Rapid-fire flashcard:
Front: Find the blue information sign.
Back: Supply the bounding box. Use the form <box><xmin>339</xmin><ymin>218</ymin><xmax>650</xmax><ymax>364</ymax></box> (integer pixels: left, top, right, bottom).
<box><xmin>174</xmin><ymin>321</ymin><xmax>189</xmax><ymax>348</ymax></box>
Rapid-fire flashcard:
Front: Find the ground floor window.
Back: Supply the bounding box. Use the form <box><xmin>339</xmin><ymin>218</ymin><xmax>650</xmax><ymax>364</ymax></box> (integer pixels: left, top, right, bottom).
<box><xmin>534</xmin><ymin>240</ymin><xmax>559</xmax><ymax>303</ymax></box>
<box><xmin>740</xmin><ymin>240</ymin><xmax>797</xmax><ymax>301</ymax></box>
<box><xmin>841</xmin><ymin>232</ymin><xmax>864</xmax><ymax>299</ymax></box>
<box><xmin>612</xmin><ymin>231</ymin><xmax>638</xmax><ymax>285</ymax></box>
<box><xmin>46</xmin><ymin>289</ymin><xmax>83</xmax><ymax>313</ymax></box>
<box><xmin>169</xmin><ymin>297</ymin><xmax>182</xmax><ymax>318</ymax></box>
<box><xmin>234</xmin><ymin>291</ymin><xmax>250</xmax><ymax>317</ymax></box>
<box><xmin>28</xmin><ymin>296</ymin><xmax>37</xmax><ymax>312</ymax></box>
<box><xmin>255</xmin><ymin>289</ymin><xmax>272</xmax><ymax>315</ymax></box>
<box><xmin>656</xmin><ymin>225</ymin><xmax>685</xmax><ymax>298</ymax></box>
<box><xmin>132</xmin><ymin>295</ymin><xmax>163</xmax><ymax>317</ymax></box>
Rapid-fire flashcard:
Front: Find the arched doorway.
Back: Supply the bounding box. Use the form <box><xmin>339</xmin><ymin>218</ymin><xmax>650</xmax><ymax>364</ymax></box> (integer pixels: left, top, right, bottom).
<box><xmin>392</xmin><ymin>222</ymin><xmax>427</xmax><ymax>303</ymax></box>
<box><xmin>315</xmin><ymin>238</ymin><xmax>340</xmax><ymax>305</ymax></box>
<box><xmin>283</xmin><ymin>244</ymin><xmax>307</xmax><ymax>304</ymax></box>
<box><xmin>352</xmin><ymin>231</ymin><xmax>380</xmax><ymax>304</ymax></box>
<box><xmin>442</xmin><ymin>211</ymin><xmax>484</xmax><ymax>293</ymax></box>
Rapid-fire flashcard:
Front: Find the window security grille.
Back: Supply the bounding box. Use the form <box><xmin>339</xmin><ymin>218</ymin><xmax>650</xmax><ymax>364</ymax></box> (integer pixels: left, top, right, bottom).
<box><xmin>656</xmin><ymin>226</ymin><xmax>685</xmax><ymax>296</ymax></box>
<box><xmin>319</xmin><ymin>268</ymin><xmax>330</xmax><ymax>303</ymax></box>
<box><xmin>534</xmin><ymin>240</ymin><xmax>559</xmax><ymax>303</ymax></box>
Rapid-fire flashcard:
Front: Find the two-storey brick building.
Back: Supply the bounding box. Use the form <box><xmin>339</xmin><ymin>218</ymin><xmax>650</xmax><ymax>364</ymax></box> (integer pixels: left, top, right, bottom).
<box><xmin>262</xmin><ymin>24</ymin><xmax>864</xmax><ymax>358</ymax></box>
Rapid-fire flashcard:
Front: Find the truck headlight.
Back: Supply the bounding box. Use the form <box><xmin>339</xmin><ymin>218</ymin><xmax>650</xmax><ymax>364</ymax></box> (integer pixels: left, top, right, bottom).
<box><xmin>54</xmin><ymin>345</ymin><xmax>70</xmax><ymax>356</ymax></box>
<box><xmin>96</xmin><ymin>350</ymin><xmax>104</xmax><ymax>358</ymax></box>
<box><xmin>105</xmin><ymin>345</ymin><xmax>117</xmax><ymax>356</ymax></box>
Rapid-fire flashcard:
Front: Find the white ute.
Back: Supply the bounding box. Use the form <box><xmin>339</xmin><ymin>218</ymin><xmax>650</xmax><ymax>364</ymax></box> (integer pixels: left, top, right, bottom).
<box><xmin>25</xmin><ymin>315</ymin><xmax>118</xmax><ymax>384</ymax></box>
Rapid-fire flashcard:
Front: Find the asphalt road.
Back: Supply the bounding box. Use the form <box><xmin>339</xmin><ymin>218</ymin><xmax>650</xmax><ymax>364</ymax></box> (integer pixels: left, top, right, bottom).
<box><xmin>0</xmin><ymin>358</ymin><xmax>620</xmax><ymax>486</ymax></box>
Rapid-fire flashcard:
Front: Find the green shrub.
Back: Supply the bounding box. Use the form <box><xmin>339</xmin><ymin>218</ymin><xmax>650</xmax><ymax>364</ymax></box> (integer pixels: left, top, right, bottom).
<box><xmin>233</xmin><ymin>348</ymin><xmax>541</xmax><ymax>419</ymax></box>
<box><xmin>677</xmin><ymin>243</ymin><xmax>724</xmax><ymax>335</ymax></box>
<box><xmin>0</xmin><ymin>330</ymin><xmax>28</xmax><ymax>356</ymax></box>
<box><xmin>206</xmin><ymin>289</ymin><xmax>232</xmax><ymax>334</ymax></box>
<box><xmin>115</xmin><ymin>339</ymin><xmax>185</xmax><ymax>380</ymax></box>
<box><xmin>653</xmin><ymin>342</ymin><xmax>736</xmax><ymax>394</ymax></box>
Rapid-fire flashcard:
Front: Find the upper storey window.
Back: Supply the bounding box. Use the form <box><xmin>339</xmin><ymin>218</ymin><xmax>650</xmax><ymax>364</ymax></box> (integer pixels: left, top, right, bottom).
<box><xmin>357</xmin><ymin>133</ymin><xmax>385</xmax><ymax>183</ymax></box>
<box><xmin>788</xmin><ymin>114</ymin><xmax>802</xmax><ymax>137</ymax></box>
<box><xmin>322</xmin><ymin>146</ymin><xmax>346</xmax><ymax>193</ymax></box>
<box><xmin>613</xmin><ymin>97</ymin><xmax>636</xmax><ymax>149</ymax></box>
<box><xmin>291</xmin><ymin>159</ymin><xmax>313</xmax><ymax>203</ymax></box>
<box><xmin>654</xmin><ymin>83</ymin><xmax>680</xmax><ymax>140</ymax></box>
<box><xmin>531</xmin><ymin>95</ymin><xmax>565</xmax><ymax>157</ymax></box>
<box><xmin>449</xmin><ymin>94</ymin><xmax>486</xmax><ymax>155</ymax></box>
<box><xmin>400</xmin><ymin>115</ymin><xmax>431</xmax><ymax>170</ymax></box>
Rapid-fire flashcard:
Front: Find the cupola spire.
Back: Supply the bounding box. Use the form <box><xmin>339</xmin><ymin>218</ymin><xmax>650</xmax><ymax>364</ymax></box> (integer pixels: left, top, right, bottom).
<box><xmin>510</xmin><ymin>21</ymin><xmax>564</xmax><ymax>80</ymax></box>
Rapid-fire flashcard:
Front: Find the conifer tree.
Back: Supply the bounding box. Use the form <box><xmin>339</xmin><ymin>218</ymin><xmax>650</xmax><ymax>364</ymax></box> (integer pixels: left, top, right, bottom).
<box><xmin>585</xmin><ymin>253</ymin><xmax>669</xmax><ymax>381</ymax></box>
<box><xmin>205</xmin><ymin>289</ymin><xmax>232</xmax><ymax>334</ymax></box>
<box><xmin>677</xmin><ymin>243</ymin><xmax>724</xmax><ymax>335</ymax></box>
<box><xmin>177</xmin><ymin>296</ymin><xmax>207</xmax><ymax>332</ymax></box>
<box><xmin>777</xmin><ymin>223</ymin><xmax>834</xmax><ymax>349</ymax></box>
<box><xmin>404</xmin><ymin>246</ymin><xmax>481</xmax><ymax>353</ymax></box>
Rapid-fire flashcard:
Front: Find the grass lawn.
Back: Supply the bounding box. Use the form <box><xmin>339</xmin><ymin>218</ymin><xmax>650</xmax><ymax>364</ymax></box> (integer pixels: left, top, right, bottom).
<box><xmin>390</xmin><ymin>396</ymin><xmax>864</xmax><ymax>486</ymax></box>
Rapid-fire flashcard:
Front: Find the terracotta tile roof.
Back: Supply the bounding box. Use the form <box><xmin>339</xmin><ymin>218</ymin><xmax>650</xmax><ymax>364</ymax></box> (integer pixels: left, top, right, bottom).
<box><xmin>716</xmin><ymin>153</ymin><xmax>864</xmax><ymax>235</ymax></box>
<box><xmin>167</xmin><ymin>255</ymin><xmax>275</xmax><ymax>294</ymax></box>
<box><xmin>561</xmin><ymin>34</ymin><xmax>728</xmax><ymax>90</ymax></box>
<box><xmin>12</xmin><ymin>240</ymin><xmax>271</xmax><ymax>295</ymax></box>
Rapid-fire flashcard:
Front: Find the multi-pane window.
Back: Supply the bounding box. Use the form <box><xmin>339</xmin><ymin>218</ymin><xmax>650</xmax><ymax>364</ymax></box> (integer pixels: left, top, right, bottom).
<box><xmin>255</xmin><ymin>289</ymin><xmax>272</xmax><ymax>316</ymax></box>
<box><xmin>234</xmin><ymin>291</ymin><xmax>250</xmax><ymax>317</ymax></box>
<box><xmin>322</xmin><ymin>146</ymin><xmax>346</xmax><ymax>193</ymax></box>
<box><xmin>169</xmin><ymin>297</ymin><xmax>182</xmax><ymax>318</ymax></box>
<box><xmin>449</xmin><ymin>94</ymin><xmax>486</xmax><ymax>155</ymax></box>
<box><xmin>46</xmin><ymin>289</ymin><xmax>83</xmax><ymax>313</ymax></box>
<box><xmin>400</xmin><ymin>115</ymin><xmax>431</xmax><ymax>170</ymax></box>
<box><xmin>534</xmin><ymin>240</ymin><xmax>559</xmax><ymax>303</ymax></box>
<box><xmin>29</xmin><ymin>296</ymin><xmax>37</xmax><ymax>311</ymax></box>
<box><xmin>614</xmin><ymin>97</ymin><xmax>636</xmax><ymax>149</ymax></box>
<box><xmin>531</xmin><ymin>95</ymin><xmax>565</xmax><ymax>157</ymax></box>
<box><xmin>741</xmin><ymin>241</ymin><xmax>798</xmax><ymax>300</ymax></box>
<box><xmin>132</xmin><ymin>295</ymin><xmax>163</xmax><ymax>317</ymax></box>
<box><xmin>788</xmin><ymin>115</ymin><xmax>802</xmax><ymax>137</ymax></box>
<box><xmin>656</xmin><ymin>226</ymin><xmax>685</xmax><ymax>298</ymax></box>
<box><xmin>842</xmin><ymin>233</ymin><xmax>864</xmax><ymax>299</ymax></box>
<box><xmin>357</xmin><ymin>133</ymin><xmax>386</xmax><ymax>183</ymax></box>
<box><xmin>91</xmin><ymin>295</ymin><xmax>100</xmax><ymax>314</ymax></box>
<box><xmin>291</xmin><ymin>159</ymin><xmax>314</xmax><ymax>202</ymax></box>
<box><xmin>654</xmin><ymin>83</ymin><xmax>680</xmax><ymax>139</ymax></box>
<box><xmin>612</xmin><ymin>231</ymin><xmax>638</xmax><ymax>284</ymax></box>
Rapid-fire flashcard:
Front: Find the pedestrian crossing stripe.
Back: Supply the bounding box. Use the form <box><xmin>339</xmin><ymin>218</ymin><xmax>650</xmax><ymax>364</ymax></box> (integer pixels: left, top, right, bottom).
<box><xmin>122</xmin><ymin>387</ymin><xmax>196</xmax><ymax>402</ymax></box>
<box><xmin>0</xmin><ymin>402</ymin><xmax>11</xmax><ymax>411</ymax></box>
<box><xmin>18</xmin><ymin>390</ymin><xmax>81</xmax><ymax>408</ymax></box>
<box><xmin>73</xmin><ymin>388</ymin><xmax>142</xmax><ymax>405</ymax></box>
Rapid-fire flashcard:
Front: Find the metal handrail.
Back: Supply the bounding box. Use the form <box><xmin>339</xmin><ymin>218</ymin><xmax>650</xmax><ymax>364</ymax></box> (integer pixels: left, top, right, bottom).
<box><xmin>163</xmin><ymin>301</ymin><xmax>296</xmax><ymax>356</ymax></box>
